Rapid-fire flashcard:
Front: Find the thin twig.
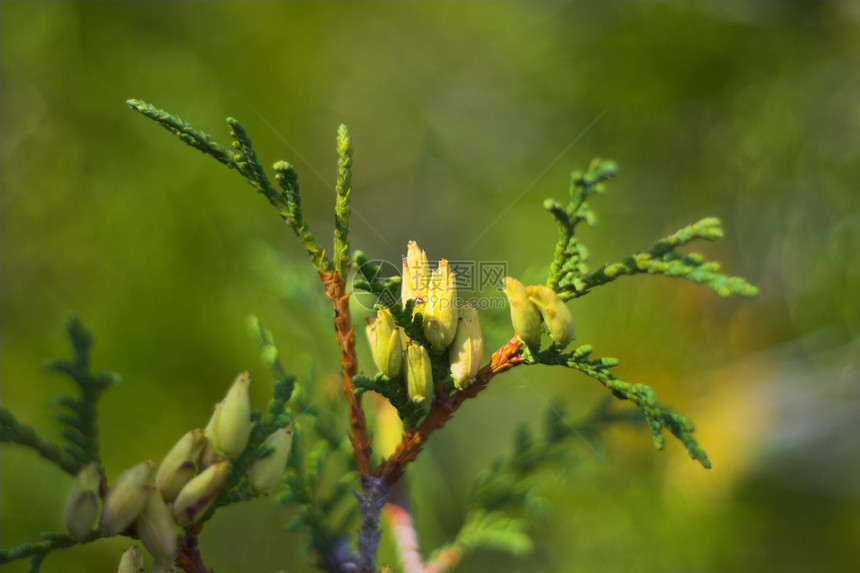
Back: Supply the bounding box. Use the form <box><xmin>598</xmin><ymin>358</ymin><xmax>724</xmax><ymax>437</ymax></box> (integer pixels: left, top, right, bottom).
<box><xmin>320</xmin><ymin>271</ymin><xmax>373</xmax><ymax>476</ymax></box>
<box><xmin>175</xmin><ymin>525</ymin><xmax>212</xmax><ymax>573</ymax></box>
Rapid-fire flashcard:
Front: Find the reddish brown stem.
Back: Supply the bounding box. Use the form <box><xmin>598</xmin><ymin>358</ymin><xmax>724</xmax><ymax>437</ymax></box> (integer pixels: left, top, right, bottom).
<box><xmin>321</xmin><ymin>270</ymin><xmax>373</xmax><ymax>476</ymax></box>
<box><xmin>378</xmin><ymin>337</ymin><xmax>523</xmax><ymax>485</ymax></box>
<box><xmin>175</xmin><ymin>525</ymin><xmax>211</xmax><ymax>573</ymax></box>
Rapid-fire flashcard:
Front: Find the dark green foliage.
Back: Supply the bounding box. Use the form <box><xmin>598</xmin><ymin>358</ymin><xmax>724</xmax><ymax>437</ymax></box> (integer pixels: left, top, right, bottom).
<box><xmin>0</xmin><ymin>315</ymin><xmax>118</xmax><ymax>571</ymax></box>
<box><xmin>354</xmin><ymin>373</ymin><xmax>426</xmax><ymax>428</ymax></box>
<box><xmin>352</xmin><ymin>251</ymin><xmax>401</xmax><ymax>309</ymax></box>
<box><xmin>0</xmin><ymin>314</ymin><xmax>117</xmax><ymax>475</ymax></box>
<box><xmin>0</xmin><ymin>530</ymin><xmax>92</xmax><ymax>573</ymax></box>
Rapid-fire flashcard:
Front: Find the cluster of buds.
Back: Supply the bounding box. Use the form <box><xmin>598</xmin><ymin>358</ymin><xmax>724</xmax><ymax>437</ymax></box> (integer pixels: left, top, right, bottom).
<box><xmin>64</xmin><ymin>372</ymin><xmax>293</xmax><ymax>572</ymax></box>
<box><xmin>503</xmin><ymin>277</ymin><xmax>575</xmax><ymax>346</ymax></box>
<box><xmin>366</xmin><ymin>241</ymin><xmax>484</xmax><ymax>404</ymax></box>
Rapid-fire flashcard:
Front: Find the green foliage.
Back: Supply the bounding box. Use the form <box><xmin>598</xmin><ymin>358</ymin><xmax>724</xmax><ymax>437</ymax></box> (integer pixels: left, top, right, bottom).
<box><xmin>210</xmin><ymin>318</ymin><xmax>296</xmax><ymax>513</ymax></box>
<box><xmin>544</xmin><ymin>159</ymin><xmax>759</xmax><ymax>302</ymax></box>
<box><xmin>126</xmin><ymin>99</ymin><xmax>332</xmax><ymax>273</ymax></box>
<box><xmin>335</xmin><ymin>125</ymin><xmax>353</xmax><ymax>278</ymax></box>
<box><xmin>545</xmin><ymin>158</ymin><xmax>618</xmax><ymax>294</ymax></box>
<box><xmin>435</xmin><ymin>400</ymin><xmax>638</xmax><ymax>564</ymax></box>
<box><xmin>0</xmin><ymin>313</ymin><xmax>117</xmax><ymax>475</ymax></box>
<box><xmin>354</xmin><ymin>373</ymin><xmax>425</xmax><ymax>429</ymax></box>
<box><xmin>352</xmin><ymin>251</ymin><xmax>401</xmax><ymax>309</ymax></box>
<box><xmin>0</xmin><ymin>531</ymin><xmax>88</xmax><ymax>573</ymax></box>
<box><xmin>0</xmin><ymin>99</ymin><xmax>758</xmax><ymax>573</ymax></box>
<box><xmin>523</xmin><ymin>344</ymin><xmax>710</xmax><ymax>468</ymax></box>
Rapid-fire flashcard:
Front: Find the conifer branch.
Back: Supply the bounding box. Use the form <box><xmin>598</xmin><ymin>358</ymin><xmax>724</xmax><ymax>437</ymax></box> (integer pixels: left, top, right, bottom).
<box><xmin>524</xmin><ymin>344</ymin><xmax>711</xmax><ymax>468</ymax></box>
<box><xmin>0</xmin><ymin>408</ymin><xmax>77</xmax><ymax>475</ymax></box>
<box><xmin>1</xmin><ymin>315</ymin><xmax>117</xmax><ymax>475</ymax></box>
<box><xmin>46</xmin><ymin>314</ymin><xmax>119</xmax><ymax>471</ymax></box>
<box><xmin>126</xmin><ymin>99</ymin><xmax>235</xmax><ymax>167</ymax></box>
<box><xmin>0</xmin><ymin>531</ymin><xmax>97</xmax><ymax>572</ymax></box>
<box><xmin>127</xmin><ymin>99</ymin><xmax>332</xmax><ymax>272</ymax></box>
<box><xmin>334</xmin><ymin>125</ymin><xmax>353</xmax><ymax>279</ymax></box>
<box><xmin>546</xmin><ymin>159</ymin><xmax>617</xmax><ymax>292</ymax></box>
<box><xmin>568</xmin><ymin>217</ymin><xmax>760</xmax><ymax>300</ymax></box>
<box><xmin>353</xmin><ymin>374</ymin><xmax>425</xmax><ymax>429</ymax></box>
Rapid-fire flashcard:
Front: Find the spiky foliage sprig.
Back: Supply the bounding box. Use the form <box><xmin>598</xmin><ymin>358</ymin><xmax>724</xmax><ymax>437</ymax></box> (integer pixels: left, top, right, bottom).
<box><xmin>335</xmin><ymin>125</ymin><xmax>353</xmax><ymax>278</ymax></box>
<box><xmin>127</xmin><ymin>99</ymin><xmax>331</xmax><ymax>273</ymax></box>
<box><xmin>0</xmin><ymin>313</ymin><xmax>117</xmax><ymax>475</ymax></box>
<box><xmin>523</xmin><ymin>344</ymin><xmax>710</xmax><ymax>467</ymax></box>
<box><xmin>546</xmin><ymin>158</ymin><xmax>759</xmax><ymax>301</ymax></box>
<box><xmin>574</xmin><ymin>217</ymin><xmax>760</xmax><ymax>299</ymax></box>
<box><xmin>354</xmin><ymin>373</ymin><xmax>425</xmax><ymax>428</ymax></box>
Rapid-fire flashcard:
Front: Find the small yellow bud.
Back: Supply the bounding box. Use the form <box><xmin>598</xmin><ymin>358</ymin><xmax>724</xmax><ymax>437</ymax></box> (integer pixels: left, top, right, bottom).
<box><xmin>401</xmin><ymin>240</ymin><xmax>429</xmax><ymax>306</ymax></box>
<box><xmin>173</xmin><ymin>460</ymin><xmax>232</xmax><ymax>527</ymax></box>
<box><xmin>405</xmin><ymin>341</ymin><xmax>433</xmax><ymax>405</ymax></box>
<box><xmin>424</xmin><ymin>259</ymin><xmax>458</xmax><ymax>350</ymax></box>
<box><xmin>100</xmin><ymin>461</ymin><xmax>154</xmax><ymax>536</ymax></box>
<box><xmin>117</xmin><ymin>545</ymin><xmax>145</xmax><ymax>573</ymax></box>
<box><xmin>137</xmin><ymin>487</ymin><xmax>177</xmax><ymax>565</ymax></box>
<box><xmin>503</xmin><ymin>277</ymin><xmax>542</xmax><ymax>346</ymax></box>
<box><xmin>449</xmin><ymin>304</ymin><xmax>484</xmax><ymax>390</ymax></box>
<box><xmin>365</xmin><ymin>309</ymin><xmax>403</xmax><ymax>378</ymax></box>
<box><xmin>64</xmin><ymin>462</ymin><xmax>101</xmax><ymax>541</ymax></box>
<box><xmin>249</xmin><ymin>425</ymin><xmax>294</xmax><ymax>494</ymax></box>
<box><xmin>155</xmin><ymin>429</ymin><xmax>207</xmax><ymax>502</ymax></box>
<box><xmin>527</xmin><ymin>285</ymin><xmax>575</xmax><ymax>344</ymax></box>
<box><xmin>216</xmin><ymin>372</ymin><xmax>253</xmax><ymax>458</ymax></box>
<box><xmin>200</xmin><ymin>402</ymin><xmax>222</xmax><ymax>468</ymax></box>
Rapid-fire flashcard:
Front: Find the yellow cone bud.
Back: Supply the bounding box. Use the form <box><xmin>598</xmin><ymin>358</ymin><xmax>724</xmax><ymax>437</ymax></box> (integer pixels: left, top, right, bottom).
<box><xmin>117</xmin><ymin>545</ymin><xmax>145</xmax><ymax>573</ymax></box>
<box><xmin>527</xmin><ymin>285</ymin><xmax>575</xmax><ymax>344</ymax></box>
<box><xmin>401</xmin><ymin>240</ymin><xmax>429</xmax><ymax>306</ymax></box>
<box><xmin>366</xmin><ymin>309</ymin><xmax>403</xmax><ymax>378</ymax></box>
<box><xmin>64</xmin><ymin>462</ymin><xmax>101</xmax><ymax>541</ymax></box>
<box><xmin>200</xmin><ymin>402</ymin><xmax>222</xmax><ymax>468</ymax></box>
<box><xmin>249</xmin><ymin>425</ymin><xmax>294</xmax><ymax>494</ymax></box>
<box><xmin>137</xmin><ymin>487</ymin><xmax>177</xmax><ymax>565</ymax></box>
<box><xmin>424</xmin><ymin>259</ymin><xmax>458</xmax><ymax>350</ymax></box>
<box><xmin>503</xmin><ymin>277</ymin><xmax>542</xmax><ymax>346</ymax></box>
<box><xmin>173</xmin><ymin>461</ymin><xmax>232</xmax><ymax>527</ymax></box>
<box><xmin>405</xmin><ymin>341</ymin><xmax>433</xmax><ymax>405</ymax></box>
<box><xmin>216</xmin><ymin>372</ymin><xmax>253</xmax><ymax>458</ymax></box>
<box><xmin>100</xmin><ymin>461</ymin><xmax>154</xmax><ymax>536</ymax></box>
<box><xmin>449</xmin><ymin>304</ymin><xmax>484</xmax><ymax>390</ymax></box>
<box><xmin>155</xmin><ymin>429</ymin><xmax>207</xmax><ymax>502</ymax></box>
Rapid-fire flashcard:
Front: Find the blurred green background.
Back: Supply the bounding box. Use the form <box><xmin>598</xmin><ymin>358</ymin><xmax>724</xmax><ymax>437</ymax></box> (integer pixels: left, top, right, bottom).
<box><xmin>2</xmin><ymin>2</ymin><xmax>859</xmax><ymax>572</ymax></box>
